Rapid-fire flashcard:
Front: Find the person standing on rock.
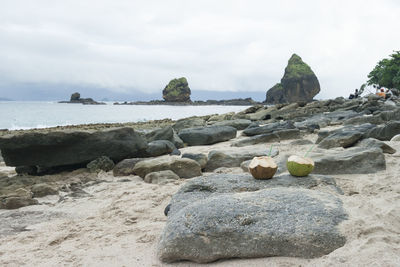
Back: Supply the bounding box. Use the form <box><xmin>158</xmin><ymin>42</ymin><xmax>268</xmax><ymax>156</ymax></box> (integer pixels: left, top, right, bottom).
<box><xmin>377</xmin><ymin>88</ymin><xmax>386</xmax><ymax>98</ymax></box>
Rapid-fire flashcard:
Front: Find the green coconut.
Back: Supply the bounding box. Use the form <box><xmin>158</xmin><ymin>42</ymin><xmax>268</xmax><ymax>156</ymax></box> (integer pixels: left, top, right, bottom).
<box><xmin>287</xmin><ymin>155</ymin><xmax>314</xmax><ymax>177</ymax></box>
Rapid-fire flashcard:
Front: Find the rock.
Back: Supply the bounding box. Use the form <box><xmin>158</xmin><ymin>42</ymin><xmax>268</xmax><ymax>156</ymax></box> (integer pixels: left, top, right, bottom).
<box><xmin>0</xmin><ymin>188</ymin><xmax>38</xmax><ymax>209</ymax></box>
<box><xmin>207</xmin><ymin>112</ymin><xmax>235</xmax><ymax>122</ymax></box>
<box><xmin>170</xmin><ymin>148</ymin><xmax>181</xmax><ymax>156</ymax></box>
<box><xmin>59</xmin><ymin>92</ymin><xmax>105</xmax><ymax>105</ymax></box>
<box><xmin>318</xmin><ymin>131</ymin><xmax>363</xmax><ymax>149</ymax></box>
<box><xmin>112</xmin><ymin>158</ymin><xmax>146</xmax><ymax>177</ymax></box>
<box><xmin>172</xmin><ymin>117</ymin><xmax>206</xmax><ymax>133</ymax></box>
<box><xmin>133</xmin><ymin>157</ymin><xmax>202</xmax><ymax>178</ymax></box>
<box><xmin>355</xmin><ymin>138</ymin><xmax>396</xmax><ymax>154</ymax></box>
<box><xmin>181</xmin><ymin>153</ymin><xmax>208</xmax><ymax>169</ymax></box>
<box><xmin>211</xmin><ymin>119</ymin><xmax>252</xmax><ymax>130</ymax></box>
<box><xmin>144</xmin><ymin>170</ymin><xmax>180</xmax><ymax>184</ymax></box>
<box><xmin>391</xmin><ymin>134</ymin><xmax>400</xmax><ymax>141</ymax></box>
<box><xmin>248</xmin><ymin>156</ymin><xmax>278</xmax><ymax>179</ymax></box>
<box><xmin>158</xmin><ymin>174</ymin><xmax>346</xmax><ymax>263</ymax></box>
<box><xmin>31</xmin><ymin>183</ymin><xmax>58</xmax><ymax>198</ymax></box>
<box><xmin>311</xmin><ymin>147</ymin><xmax>385</xmax><ymax>174</ymax></box>
<box><xmin>15</xmin><ymin>166</ymin><xmax>38</xmax><ymax>175</ymax></box>
<box><xmin>316</xmin><ymin>123</ymin><xmax>376</xmax><ymax>144</ymax></box>
<box><xmin>290</xmin><ymin>139</ymin><xmax>314</xmax><ymax>146</ymax></box>
<box><xmin>146</xmin><ymin>140</ymin><xmax>176</xmax><ymax>157</ymax></box>
<box><xmin>145</xmin><ymin>126</ymin><xmax>184</xmax><ymax>149</ymax></box>
<box><xmin>287</xmin><ymin>155</ymin><xmax>314</xmax><ymax>177</ymax></box>
<box><xmin>265</xmin><ymin>54</ymin><xmax>320</xmax><ymax>104</ymax></box>
<box><xmin>247</xmin><ymin>106</ymin><xmax>276</xmax><ymax>121</ymax></box>
<box><xmin>0</xmin><ymin>127</ymin><xmax>147</xmax><ymax>170</ymax></box>
<box><xmin>162</xmin><ymin>77</ymin><xmax>191</xmax><ymax>102</ymax></box>
<box><xmin>178</xmin><ymin>126</ymin><xmax>237</xmax><ymax>146</ymax></box>
<box><xmin>205</xmin><ymin>147</ymin><xmax>279</xmax><ymax>171</ymax></box>
<box><xmin>366</xmin><ymin>121</ymin><xmax>400</xmax><ymax>141</ymax></box>
<box><xmin>86</xmin><ymin>156</ymin><xmax>115</xmax><ymax>173</ymax></box>
<box><xmin>232</xmin><ymin>132</ymin><xmax>279</xmax><ymax>147</ymax></box>
<box><xmin>242</xmin><ymin>121</ymin><xmax>295</xmax><ymax>136</ymax></box>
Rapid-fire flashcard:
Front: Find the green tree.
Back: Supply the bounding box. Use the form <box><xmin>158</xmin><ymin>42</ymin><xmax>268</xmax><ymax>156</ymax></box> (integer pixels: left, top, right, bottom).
<box><xmin>367</xmin><ymin>51</ymin><xmax>400</xmax><ymax>89</ymax></box>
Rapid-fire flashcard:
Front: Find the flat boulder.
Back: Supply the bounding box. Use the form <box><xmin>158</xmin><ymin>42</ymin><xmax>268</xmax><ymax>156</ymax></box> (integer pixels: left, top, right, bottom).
<box><xmin>211</xmin><ymin>119</ymin><xmax>252</xmax><ymax>130</ymax></box>
<box><xmin>181</xmin><ymin>153</ymin><xmax>208</xmax><ymax>169</ymax></box>
<box><xmin>318</xmin><ymin>130</ymin><xmax>363</xmax><ymax>149</ymax></box>
<box><xmin>0</xmin><ymin>127</ymin><xmax>147</xmax><ymax>169</ymax></box>
<box><xmin>242</xmin><ymin>121</ymin><xmax>295</xmax><ymax>136</ymax></box>
<box><xmin>158</xmin><ymin>173</ymin><xmax>346</xmax><ymax>263</ymax></box>
<box><xmin>178</xmin><ymin>126</ymin><xmax>237</xmax><ymax>146</ymax></box>
<box><xmin>205</xmin><ymin>147</ymin><xmax>279</xmax><ymax>171</ymax></box>
<box><xmin>311</xmin><ymin>147</ymin><xmax>386</xmax><ymax>175</ymax></box>
<box><xmin>145</xmin><ymin>140</ymin><xmax>176</xmax><ymax>157</ymax></box>
<box><xmin>133</xmin><ymin>157</ymin><xmax>201</xmax><ymax>178</ymax></box>
<box><xmin>355</xmin><ymin>138</ymin><xmax>396</xmax><ymax>154</ymax></box>
<box><xmin>145</xmin><ymin>126</ymin><xmax>184</xmax><ymax>148</ymax></box>
<box><xmin>112</xmin><ymin>158</ymin><xmax>146</xmax><ymax>177</ymax></box>
<box><xmin>366</xmin><ymin>121</ymin><xmax>400</xmax><ymax>141</ymax></box>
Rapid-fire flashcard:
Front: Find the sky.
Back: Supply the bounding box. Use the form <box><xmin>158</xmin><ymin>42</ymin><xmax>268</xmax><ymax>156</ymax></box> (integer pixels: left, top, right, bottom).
<box><xmin>0</xmin><ymin>0</ymin><xmax>399</xmax><ymax>101</ymax></box>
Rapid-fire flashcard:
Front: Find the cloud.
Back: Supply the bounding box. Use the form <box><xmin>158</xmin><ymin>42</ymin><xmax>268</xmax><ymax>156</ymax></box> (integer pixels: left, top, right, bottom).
<box><xmin>0</xmin><ymin>0</ymin><xmax>399</xmax><ymax>99</ymax></box>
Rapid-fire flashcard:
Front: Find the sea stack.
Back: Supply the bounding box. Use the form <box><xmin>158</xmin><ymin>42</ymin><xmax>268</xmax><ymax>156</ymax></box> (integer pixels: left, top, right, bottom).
<box><xmin>162</xmin><ymin>77</ymin><xmax>191</xmax><ymax>102</ymax></box>
<box><xmin>266</xmin><ymin>54</ymin><xmax>320</xmax><ymax>104</ymax></box>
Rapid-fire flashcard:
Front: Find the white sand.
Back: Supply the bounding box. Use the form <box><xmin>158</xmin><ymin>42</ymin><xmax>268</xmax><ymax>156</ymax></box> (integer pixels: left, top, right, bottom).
<box><xmin>0</xmin><ymin>134</ymin><xmax>399</xmax><ymax>266</ymax></box>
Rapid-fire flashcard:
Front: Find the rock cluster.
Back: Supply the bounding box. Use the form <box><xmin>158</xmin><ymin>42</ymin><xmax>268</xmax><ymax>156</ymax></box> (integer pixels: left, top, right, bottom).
<box><xmin>59</xmin><ymin>92</ymin><xmax>105</xmax><ymax>105</ymax></box>
<box><xmin>266</xmin><ymin>54</ymin><xmax>320</xmax><ymax>104</ymax></box>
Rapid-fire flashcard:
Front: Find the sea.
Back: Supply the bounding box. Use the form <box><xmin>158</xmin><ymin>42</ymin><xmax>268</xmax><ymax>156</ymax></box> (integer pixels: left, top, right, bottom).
<box><xmin>0</xmin><ymin>101</ymin><xmax>250</xmax><ymax>130</ymax></box>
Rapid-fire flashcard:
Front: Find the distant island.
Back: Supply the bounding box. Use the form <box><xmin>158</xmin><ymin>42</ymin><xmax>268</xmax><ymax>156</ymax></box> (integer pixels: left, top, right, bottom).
<box><xmin>59</xmin><ymin>92</ymin><xmax>105</xmax><ymax>105</ymax></box>
<box><xmin>0</xmin><ymin>97</ymin><xmax>13</xmax><ymax>101</ymax></box>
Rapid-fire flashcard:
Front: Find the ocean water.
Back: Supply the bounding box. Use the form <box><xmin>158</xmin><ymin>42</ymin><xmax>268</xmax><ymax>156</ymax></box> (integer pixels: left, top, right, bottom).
<box><xmin>0</xmin><ymin>101</ymin><xmax>249</xmax><ymax>130</ymax></box>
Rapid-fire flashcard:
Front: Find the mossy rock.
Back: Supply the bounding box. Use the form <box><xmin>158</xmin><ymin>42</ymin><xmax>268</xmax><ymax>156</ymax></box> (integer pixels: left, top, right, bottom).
<box><xmin>283</xmin><ymin>54</ymin><xmax>314</xmax><ymax>80</ymax></box>
<box><xmin>162</xmin><ymin>77</ymin><xmax>191</xmax><ymax>102</ymax></box>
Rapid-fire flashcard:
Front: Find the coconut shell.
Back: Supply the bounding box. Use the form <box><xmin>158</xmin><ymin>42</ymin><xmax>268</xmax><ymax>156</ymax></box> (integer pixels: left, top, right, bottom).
<box><xmin>248</xmin><ymin>156</ymin><xmax>278</xmax><ymax>179</ymax></box>
<box><xmin>287</xmin><ymin>155</ymin><xmax>314</xmax><ymax>177</ymax></box>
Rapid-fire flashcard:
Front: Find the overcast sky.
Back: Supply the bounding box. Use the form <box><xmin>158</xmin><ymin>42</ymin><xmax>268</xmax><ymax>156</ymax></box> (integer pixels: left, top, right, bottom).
<box><xmin>0</xmin><ymin>0</ymin><xmax>399</xmax><ymax>100</ymax></box>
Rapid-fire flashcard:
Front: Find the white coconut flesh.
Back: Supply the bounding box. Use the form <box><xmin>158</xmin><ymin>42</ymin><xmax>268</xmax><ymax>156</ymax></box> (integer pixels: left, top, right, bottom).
<box><xmin>287</xmin><ymin>155</ymin><xmax>314</xmax><ymax>165</ymax></box>
<box><xmin>249</xmin><ymin>156</ymin><xmax>277</xmax><ymax>168</ymax></box>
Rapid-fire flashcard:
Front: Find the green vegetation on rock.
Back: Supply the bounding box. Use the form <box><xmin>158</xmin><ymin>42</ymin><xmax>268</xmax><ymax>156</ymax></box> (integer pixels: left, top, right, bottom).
<box><xmin>162</xmin><ymin>77</ymin><xmax>191</xmax><ymax>102</ymax></box>
<box><xmin>283</xmin><ymin>54</ymin><xmax>314</xmax><ymax>80</ymax></box>
<box><xmin>367</xmin><ymin>51</ymin><xmax>400</xmax><ymax>89</ymax></box>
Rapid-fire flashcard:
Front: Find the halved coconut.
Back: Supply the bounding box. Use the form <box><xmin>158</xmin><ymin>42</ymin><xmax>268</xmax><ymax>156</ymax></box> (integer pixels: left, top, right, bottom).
<box><xmin>287</xmin><ymin>155</ymin><xmax>314</xmax><ymax>177</ymax></box>
<box><xmin>248</xmin><ymin>156</ymin><xmax>278</xmax><ymax>179</ymax></box>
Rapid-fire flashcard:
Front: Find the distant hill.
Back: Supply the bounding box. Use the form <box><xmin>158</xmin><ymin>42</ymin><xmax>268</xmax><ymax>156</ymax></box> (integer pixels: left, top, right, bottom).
<box><xmin>0</xmin><ymin>97</ymin><xmax>12</xmax><ymax>101</ymax></box>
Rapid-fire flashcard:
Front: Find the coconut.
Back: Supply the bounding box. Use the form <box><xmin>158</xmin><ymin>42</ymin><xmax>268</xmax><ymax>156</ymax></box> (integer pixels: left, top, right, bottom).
<box><xmin>287</xmin><ymin>155</ymin><xmax>314</xmax><ymax>177</ymax></box>
<box><xmin>248</xmin><ymin>156</ymin><xmax>278</xmax><ymax>179</ymax></box>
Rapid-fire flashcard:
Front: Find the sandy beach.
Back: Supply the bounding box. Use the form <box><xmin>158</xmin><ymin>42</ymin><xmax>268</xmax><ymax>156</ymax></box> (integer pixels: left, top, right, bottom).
<box><xmin>0</xmin><ymin>130</ymin><xmax>399</xmax><ymax>267</ymax></box>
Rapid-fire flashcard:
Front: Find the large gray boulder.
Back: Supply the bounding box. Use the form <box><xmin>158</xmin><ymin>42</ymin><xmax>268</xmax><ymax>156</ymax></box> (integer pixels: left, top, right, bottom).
<box><xmin>86</xmin><ymin>156</ymin><xmax>115</xmax><ymax>173</ymax></box>
<box><xmin>318</xmin><ymin>131</ymin><xmax>363</xmax><ymax>149</ymax></box>
<box><xmin>158</xmin><ymin>173</ymin><xmax>346</xmax><ymax>263</ymax></box>
<box><xmin>232</xmin><ymin>129</ymin><xmax>300</xmax><ymax>147</ymax></box>
<box><xmin>133</xmin><ymin>157</ymin><xmax>202</xmax><ymax>178</ymax></box>
<box><xmin>355</xmin><ymin>138</ymin><xmax>396</xmax><ymax>154</ymax></box>
<box><xmin>211</xmin><ymin>119</ymin><xmax>252</xmax><ymax>130</ymax></box>
<box><xmin>311</xmin><ymin>147</ymin><xmax>386</xmax><ymax>174</ymax></box>
<box><xmin>112</xmin><ymin>158</ymin><xmax>146</xmax><ymax>177</ymax></box>
<box><xmin>172</xmin><ymin>117</ymin><xmax>206</xmax><ymax>133</ymax></box>
<box><xmin>181</xmin><ymin>153</ymin><xmax>208</xmax><ymax>169</ymax></box>
<box><xmin>145</xmin><ymin>140</ymin><xmax>176</xmax><ymax>157</ymax></box>
<box><xmin>0</xmin><ymin>127</ymin><xmax>147</xmax><ymax>168</ymax></box>
<box><xmin>205</xmin><ymin>147</ymin><xmax>279</xmax><ymax>171</ymax></box>
<box><xmin>145</xmin><ymin>126</ymin><xmax>184</xmax><ymax>148</ymax></box>
<box><xmin>178</xmin><ymin>126</ymin><xmax>237</xmax><ymax>146</ymax></box>
<box><xmin>366</xmin><ymin>121</ymin><xmax>400</xmax><ymax>141</ymax></box>
<box><xmin>242</xmin><ymin>121</ymin><xmax>295</xmax><ymax>136</ymax></box>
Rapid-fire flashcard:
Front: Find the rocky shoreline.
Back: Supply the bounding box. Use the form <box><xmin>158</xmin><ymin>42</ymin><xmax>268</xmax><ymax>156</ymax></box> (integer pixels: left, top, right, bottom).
<box><xmin>0</xmin><ymin>94</ymin><xmax>400</xmax><ymax>265</ymax></box>
<box><xmin>113</xmin><ymin>97</ymin><xmax>260</xmax><ymax>106</ymax></box>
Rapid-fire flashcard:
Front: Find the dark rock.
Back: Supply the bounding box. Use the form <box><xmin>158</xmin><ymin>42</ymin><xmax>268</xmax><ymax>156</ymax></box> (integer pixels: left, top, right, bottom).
<box><xmin>145</xmin><ymin>126</ymin><xmax>184</xmax><ymax>149</ymax></box>
<box><xmin>265</xmin><ymin>54</ymin><xmax>320</xmax><ymax>104</ymax></box>
<box><xmin>311</xmin><ymin>147</ymin><xmax>385</xmax><ymax>174</ymax></box>
<box><xmin>0</xmin><ymin>127</ymin><xmax>147</xmax><ymax>170</ymax></box>
<box><xmin>290</xmin><ymin>139</ymin><xmax>314</xmax><ymax>146</ymax></box>
<box><xmin>211</xmin><ymin>119</ymin><xmax>252</xmax><ymax>130</ymax></box>
<box><xmin>172</xmin><ymin>117</ymin><xmax>206</xmax><ymax>133</ymax></box>
<box><xmin>316</xmin><ymin>124</ymin><xmax>377</xmax><ymax>144</ymax></box>
<box><xmin>242</xmin><ymin>121</ymin><xmax>295</xmax><ymax>136</ymax></box>
<box><xmin>366</xmin><ymin>121</ymin><xmax>400</xmax><ymax>141</ymax></box>
<box><xmin>232</xmin><ymin>133</ymin><xmax>279</xmax><ymax>147</ymax></box>
<box><xmin>181</xmin><ymin>153</ymin><xmax>208</xmax><ymax>169</ymax></box>
<box><xmin>178</xmin><ymin>126</ymin><xmax>237</xmax><ymax>146</ymax></box>
<box><xmin>144</xmin><ymin>170</ymin><xmax>180</xmax><ymax>184</ymax></box>
<box><xmin>158</xmin><ymin>174</ymin><xmax>346</xmax><ymax>263</ymax></box>
<box><xmin>146</xmin><ymin>140</ymin><xmax>176</xmax><ymax>157</ymax></box>
<box><xmin>318</xmin><ymin>131</ymin><xmax>363</xmax><ymax>149</ymax></box>
<box><xmin>31</xmin><ymin>183</ymin><xmax>58</xmax><ymax>198</ymax></box>
<box><xmin>355</xmin><ymin>138</ymin><xmax>396</xmax><ymax>154</ymax></box>
<box><xmin>59</xmin><ymin>92</ymin><xmax>105</xmax><ymax>105</ymax></box>
<box><xmin>164</xmin><ymin>204</ymin><xmax>171</xmax><ymax>216</ymax></box>
<box><xmin>170</xmin><ymin>148</ymin><xmax>181</xmax><ymax>156</ymax></box>
<box><xmin>112</xmin><ymin>158</ymin><xmax>146</xmax><ymax>177</ymax></box>
<box><xmin>15</xmin><ymin>166</ymin><xmax>38</xmax><ymax>175</ymax></box>
<box><xmin>162</xmin><ymin>77</ymin><xmax>191</xmax><ymax>102</ymax></box>
<box><xmin>133</xmin><ymin>157</ymin><xmax>202</xmax><ymax>178</ymax></box>
<box><xmin>70</xmin><ymin>92</ymin><xmax>80</xmax><ymax>101</ymax></box>
<box><xmin>205</xmin><ymin>147</ymin><xmax>279</xmax><ymax>171</ymax></box>
<box><xmin>86</xmin><ymin>156</ymin><xmax>115</xmax><ymax>173</ymax></box>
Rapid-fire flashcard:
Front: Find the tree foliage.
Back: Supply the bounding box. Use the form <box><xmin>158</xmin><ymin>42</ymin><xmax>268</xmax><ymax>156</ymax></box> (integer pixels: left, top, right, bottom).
<box><xmin>367</xmin><ymin>51</ymin><xmax>400</xmax><ymax>89</ymax></box>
